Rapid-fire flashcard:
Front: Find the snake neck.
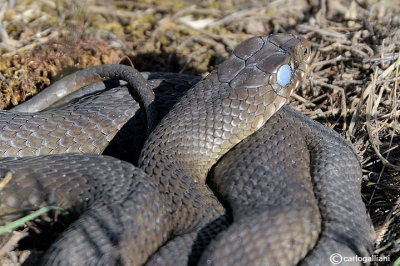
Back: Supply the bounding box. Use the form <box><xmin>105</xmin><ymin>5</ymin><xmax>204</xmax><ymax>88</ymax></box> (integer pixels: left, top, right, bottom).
<box><xmin>138</xmin><ymin>71</ymin><xmax>287</xmax><ymax>184</ymax></box>
<box><xmin>137</xmin><ymin>70</ymin><xmax>286</xmax><ymax>236</ymax></box>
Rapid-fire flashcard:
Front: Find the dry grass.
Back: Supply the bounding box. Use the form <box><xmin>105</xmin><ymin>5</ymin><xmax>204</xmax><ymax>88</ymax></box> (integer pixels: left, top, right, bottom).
<box><xmin>0</xmin><ymin>0</ymin><xmax>399</xmax><ymax>264</ymax></box>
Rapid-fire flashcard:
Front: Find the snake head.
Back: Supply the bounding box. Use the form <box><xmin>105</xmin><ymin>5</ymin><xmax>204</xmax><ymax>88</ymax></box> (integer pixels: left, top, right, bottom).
<box><xmin>213</xmin><ymin>33</ymin><xmax>311</xmax><ymax>134</ymax></box>
<box><xmin>217</xmin><ymin>33</ymin><xmax>311</xmax><ymax>101</ymax></box>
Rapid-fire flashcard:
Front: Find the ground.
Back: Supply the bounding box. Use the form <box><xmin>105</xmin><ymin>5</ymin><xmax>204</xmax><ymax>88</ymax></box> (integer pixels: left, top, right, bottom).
<box><xmin>0</xmin><ymin>0</ymin><xmax>399</xmax><ymax>265</ymax></box>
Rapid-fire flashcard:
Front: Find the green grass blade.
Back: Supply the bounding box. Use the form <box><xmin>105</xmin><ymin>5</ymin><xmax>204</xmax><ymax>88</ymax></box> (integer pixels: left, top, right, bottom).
<box><xmin>0</xmin><ymin>206</ymin><xmax>65</xmax><ymax>235</ymax></box>
<box><xmin>393</xmin><ymin>256</ymin><xmax>400</xmax><ymax>266</ymax></box>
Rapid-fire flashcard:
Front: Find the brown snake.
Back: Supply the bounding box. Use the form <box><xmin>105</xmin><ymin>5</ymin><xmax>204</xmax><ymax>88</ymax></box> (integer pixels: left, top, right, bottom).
<box><xmin>0</xmin><ymin>34</ymin><xmax>373</xmax><ymax>265</ymax></box>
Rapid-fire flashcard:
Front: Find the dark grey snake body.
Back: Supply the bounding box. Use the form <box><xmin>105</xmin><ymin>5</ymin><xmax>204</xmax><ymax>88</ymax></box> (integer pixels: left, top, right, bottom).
<box><xmin>0</xmin><ymin>34</ymin><xmax>373</xmax><ymax>265</ymax></box>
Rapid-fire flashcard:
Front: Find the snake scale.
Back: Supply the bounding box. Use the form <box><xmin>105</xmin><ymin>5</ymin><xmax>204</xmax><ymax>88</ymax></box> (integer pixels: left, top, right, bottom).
<box><xmin>0</xmin><ymin>34</ymin><xmax>373</xmax><ymax>265</ymax></box>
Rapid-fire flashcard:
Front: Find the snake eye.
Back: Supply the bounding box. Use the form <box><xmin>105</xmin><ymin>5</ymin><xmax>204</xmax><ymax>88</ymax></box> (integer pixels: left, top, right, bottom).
<box><xmin>276</xmin><ymin>64</ymin><xmax>291</xmax><ymax>87</ymax></box>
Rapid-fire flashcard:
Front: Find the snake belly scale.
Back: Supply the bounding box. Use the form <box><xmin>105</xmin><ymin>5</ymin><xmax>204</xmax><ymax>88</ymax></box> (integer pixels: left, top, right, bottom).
<box><xmin>0</xmin><ymin>33</ymin><xmax>373</xmax><ymax>265</ymax></box>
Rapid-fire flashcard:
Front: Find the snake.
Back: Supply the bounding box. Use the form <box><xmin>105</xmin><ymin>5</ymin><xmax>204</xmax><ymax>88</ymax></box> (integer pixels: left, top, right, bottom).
<box><xmin>0</xmin><ymin>34</ymin><xmax>373</xmax><ymax>265</ymax></box>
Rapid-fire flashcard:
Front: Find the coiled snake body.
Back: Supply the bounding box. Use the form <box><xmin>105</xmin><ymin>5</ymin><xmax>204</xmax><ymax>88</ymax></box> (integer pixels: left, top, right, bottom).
<box><xmin>0</xmin><ymin>34</ymin><xmax>373</xmax><ymax>265</ymax></box>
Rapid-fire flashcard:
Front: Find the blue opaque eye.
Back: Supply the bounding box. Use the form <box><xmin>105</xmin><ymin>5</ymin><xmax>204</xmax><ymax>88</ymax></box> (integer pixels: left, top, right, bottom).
<box><xmin>276</xmin><ymin>64</ymin><xmax>291</xmax><ymax>87</ymax></box>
